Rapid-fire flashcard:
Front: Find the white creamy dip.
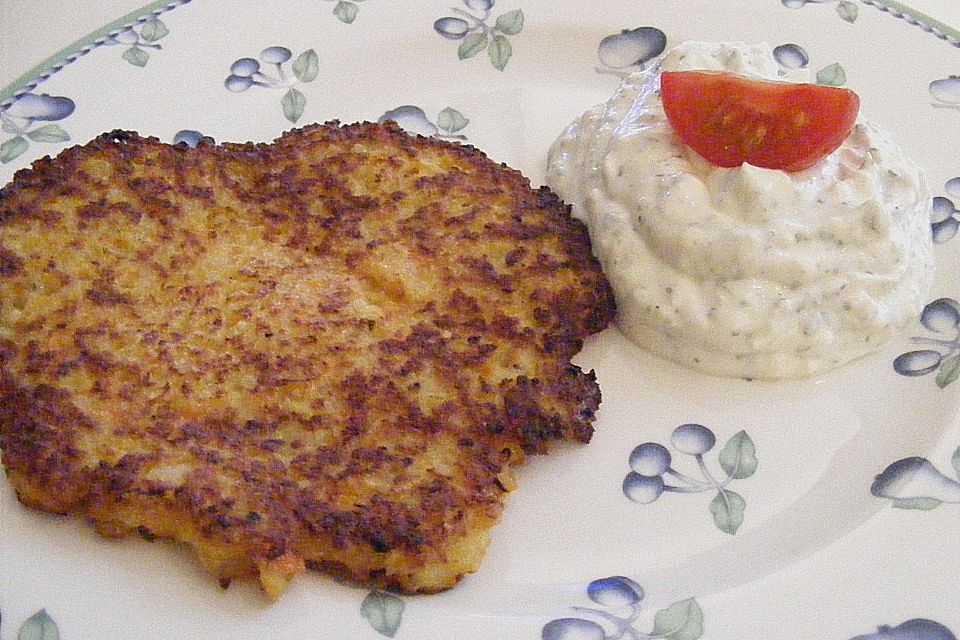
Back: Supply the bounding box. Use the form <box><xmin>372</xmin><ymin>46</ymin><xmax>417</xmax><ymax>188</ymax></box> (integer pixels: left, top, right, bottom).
<box><xmin>547</xmin><ymin>42</ymin><xmax>934</xmax><ymax>379</ymax></box>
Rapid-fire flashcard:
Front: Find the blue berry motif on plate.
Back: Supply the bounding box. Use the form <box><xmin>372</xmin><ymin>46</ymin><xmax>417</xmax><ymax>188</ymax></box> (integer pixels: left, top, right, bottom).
<box><xmin>872</xmin><ymin>447</ymin><xmax>960</xmax><ymax>509</ymax></box>
<box><xmin>893</xmin><ymin>298</ymin><xmax>960</xmax><ymax>387</ymax></box>
<box><xmin>850</xmin><ymin>618</ymin><xmax>957</xmax><ymax>640</ymax></box>
<box><xmin>624</xmin><ymin>425</ymin><xmax>757</xmax><ymax>535</ymax></box>
<box><xmin>225</xmin><ymin>47</ymin><xmax>320</xmax><ymax>123</ymax></box>
<box><xmin>0</xmin><ymin>93</ymin><xmax>74</xmax><ymax>164</ymax></box>
<box><xmin>596</xmin><ymin>27</ymin><xmax>666</xmax><ymax>77</ymax></box>
<box><xmin>931</xmin><ymin>178</ymin><xmax>960</xmax><ymax>243</ymax></box>
<box><xmin>378</xmin><ymin>106</ymin><xmax>469</xmax><ymax>139</ymax></box>
<box><xmin>172</xmin><ymin>129</ymin><xmax>213</xmax><ymax>147</ymax></box>
<box><xmin>772</xmin><ymin>42</ymin><xmax>810</xmax><ymax>70</ymax></box>
<box><xmin>434</xmin><ymin>0</ymin><xmax>524</xmax><ymax>71</ymax></box>
<box><xmin>931</xmin><ymin>76</ymin><xmax>960</xmax><ymax>108</ymax></box>
<box><xmin>542</xmin><ymin>576</ymin><xmax>703</xmax><ymax>640</ymax></box>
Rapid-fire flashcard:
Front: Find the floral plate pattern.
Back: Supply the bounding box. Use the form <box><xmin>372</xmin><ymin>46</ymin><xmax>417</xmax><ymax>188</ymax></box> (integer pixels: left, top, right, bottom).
<box><xmin>1</xmin><ymin>1</ymin><xmax>959</xmax><ymax>639</ymax></box>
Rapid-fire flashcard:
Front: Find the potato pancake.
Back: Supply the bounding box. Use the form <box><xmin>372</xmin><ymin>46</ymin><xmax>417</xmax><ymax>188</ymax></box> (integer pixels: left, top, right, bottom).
<box><xmin>0</xmin><ymin>122</ymin><xmax>614</xmax><ymax>597</ymax></box>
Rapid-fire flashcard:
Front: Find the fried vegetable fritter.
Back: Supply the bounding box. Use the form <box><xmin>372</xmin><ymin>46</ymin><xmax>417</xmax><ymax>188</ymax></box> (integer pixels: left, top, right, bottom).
<box><xmin>0</xmin><ymin>122</ymin><xmax>614</xmax><ymax>597</ymax></box>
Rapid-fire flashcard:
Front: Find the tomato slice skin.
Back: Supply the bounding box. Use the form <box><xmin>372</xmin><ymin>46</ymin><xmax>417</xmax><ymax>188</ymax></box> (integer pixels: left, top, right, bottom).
<box><xmin>660</xmin><ymin>70</ymin><xmax>860</xmax><ymax>172</ymax></box>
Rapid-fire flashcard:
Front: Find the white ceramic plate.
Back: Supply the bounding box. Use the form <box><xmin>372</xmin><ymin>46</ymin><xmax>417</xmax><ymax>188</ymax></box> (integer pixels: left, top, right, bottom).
<box><xmin>2</xmin><ymin>1</ymin><xmax>959</xmax><ymax>638</ymax></box>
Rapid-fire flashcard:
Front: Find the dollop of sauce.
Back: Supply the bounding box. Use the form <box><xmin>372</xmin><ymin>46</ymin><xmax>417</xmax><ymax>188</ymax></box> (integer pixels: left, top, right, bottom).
<box><xmin>547</xmin><ymin>42</ymin><xmax>934</xmax><ymax>379</ymax></box>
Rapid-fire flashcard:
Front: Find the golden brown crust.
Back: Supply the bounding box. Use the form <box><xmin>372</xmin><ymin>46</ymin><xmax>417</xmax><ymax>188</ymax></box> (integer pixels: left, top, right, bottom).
<box><xmin>0</xmin><ymin>121</ymin><xmax>614</xmax><ymax>597</ymax></box>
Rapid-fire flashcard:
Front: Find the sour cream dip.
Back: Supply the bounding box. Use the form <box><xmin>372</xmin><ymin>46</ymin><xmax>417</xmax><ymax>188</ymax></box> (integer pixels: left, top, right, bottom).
<box><xmin>547</xmin><ymin>42</ymin><xmax>933</xmax><ymax>379</ymax></box>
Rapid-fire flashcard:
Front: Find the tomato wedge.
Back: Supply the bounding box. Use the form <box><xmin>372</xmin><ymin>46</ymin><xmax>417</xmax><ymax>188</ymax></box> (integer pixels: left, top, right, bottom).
<box><xmin>660</xmin><ymin>70</ymin><xmax>860</xmax><ymax>172</ymax></box>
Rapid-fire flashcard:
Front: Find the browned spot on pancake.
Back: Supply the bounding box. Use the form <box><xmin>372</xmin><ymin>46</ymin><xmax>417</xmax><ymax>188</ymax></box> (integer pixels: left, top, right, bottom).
<box><xmin>85</xmin><ymin>279</ymin><xmax>132</xmax><ymax>306</ymax></box>
<box><xmin>0</xmin><ymin>246</ymin><xmax>22</xmax><ymax>276</ymax></box>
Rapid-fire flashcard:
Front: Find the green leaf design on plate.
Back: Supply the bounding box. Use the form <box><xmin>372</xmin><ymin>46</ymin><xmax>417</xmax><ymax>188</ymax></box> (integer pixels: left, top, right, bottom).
<box><xmin>0</xmin><ymin>136</ymin><xmax>29</xmax><ymax>163</ymax></box>
<box><xmin>892</xmin><ymin>497</ymin><xmax>942</xmax><ymax>510</ymax></box>
<box><xmin>718</xmin><ymin>430</ymin><xmax>757</xmax><ymax>479</ymax></box>
<box><xmin>18</xmin><ymin>609</ymin><xmax>60</xmax><ymax>640</ymax></box>
<box><xmin>651</xmin><ymin>598</ymin><xmax>704</xmax><ymax>640</ymax></box>
<box><xmin>281</xmin><ymin>87</ymin><xmax>307</xmax><ymax>123</ymax></box>
<box><xmin>488</xmin><ymin>34</ymin><xmax>512</xmax><ymax>71</ymax></box>
<box><xmin>710</xmin><ymin>488</ymin><xmax>746</xmax><ymax>534</ymax></box>
<box><xmin>952</xmin><ymin>447</ymin><xmax>960</xmax><ymax>479</ymax></box>
<box><xmin>437</xmin><ymin>107</ymin><xmax>469</xmax><ymax>134</ymax></box>
<box><xmin>458</xmin><ymin>32</ymin><xmax>488</xmax><ymax>60</ymax></box>
<box><xmin>333</xmin><ymin>1</ymin><xmax>359</xmax><ymax>24</ymax></box>
<box><xmin>936</xmin><ymin>354</ymin><xmax>960</xmax><ymax>388</ymax></box>
<box><xmin>837</xmin><ymin>0</ymin><xmax>858</xmax><ymax>22</ymax></box>
<box><xmin>292</xmin><ymin>49</ymin><xmax>319</xmax><ymax>83</ymax></box>
<box><xmin>139</xmin><ymin>17</ymin><xmax>169</xmax><ymax>42</ymax></box>
<box><xmin>816</xmin><ymin>63</ymin><xmax>846</xmax><ymax>86</ymax></box>
<box><xmin>495</xmin><ymin>9</ymin><xmax>524</xmax><ymax>35</ymax></box>
<box><xmin>26</xmin><ymin>124</ymin><xmax>70</xmax><ymax>143</ymax></box>
<box><xmin>361</xmin><ymin>590</ymin><xmax>405</xmax><ymax>638</ymax></box>
<box><xmin>122</xmin><ymin>46</ymin><xmax>150</xmax><ymax>67</ymax></box>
